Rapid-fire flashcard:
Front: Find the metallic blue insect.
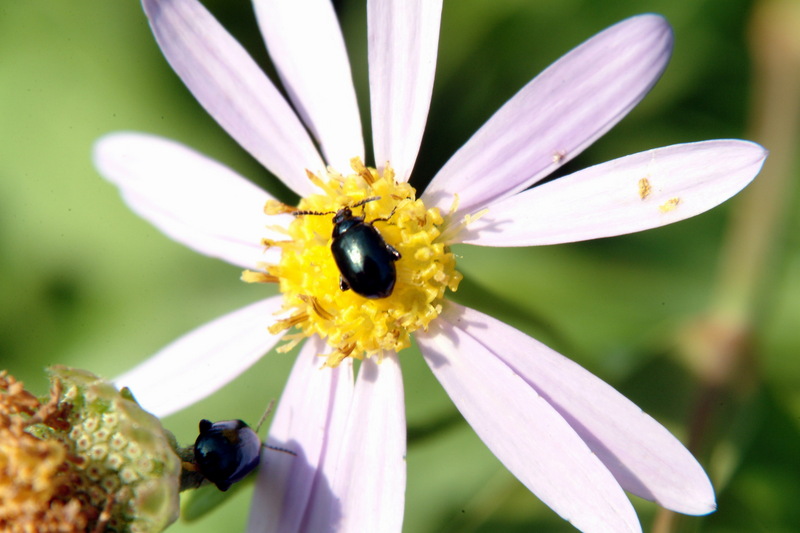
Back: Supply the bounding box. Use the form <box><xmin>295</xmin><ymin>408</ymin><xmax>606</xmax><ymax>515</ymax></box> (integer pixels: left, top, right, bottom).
<box><xmin>295</xmin><ymin>197</ymin><xmax>401</xmax><ymax>299</ymax></box>
<box><xmin>189</xmin><ymin>414</ymin><xmax>295</xmax><ymax>492</ymax></box>
<box><xmin>193</xmin><ymin>419</ymin><xmax>261</xmax><ymax>491</ymax></box>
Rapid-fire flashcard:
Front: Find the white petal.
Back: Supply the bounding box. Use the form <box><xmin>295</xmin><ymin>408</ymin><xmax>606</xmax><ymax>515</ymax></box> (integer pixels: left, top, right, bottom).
<box><xmin>456</xmin><ymin>140</ymin><xmax>767</xmax><ymax>246</ymax></box>
<box><xmin>423</xmin><ymin>14</ymin><xmax>673</xmax><ymax>217</ymax></box>
<box><xmin>329</xmin><ymin>354</ymin><xmax>406</xmax><ymax>532</ymax></box>
<box><xmin>439</xmin><ymin>302</ymin><xmax>716</xmax><ymax>515</ymax></box>
<box><xmin>418</xmin><ymin>309</ymin><xmax>641</xmax><ymax>533</ymax></box>
<box><xmin>248</xmin><ymin>338</ymin><xmax>355</xmax><ymax>533</ymax></box>
<box><xmin>95</xmin><ymin>132</ymin><xmax>287</xmax><ymax>269</ymax></box>
<box><xmin>253</xmin><ymin>0</ymin><xmax>364</xmax><ymax>170</ymax></box>
<box><xmin>369</xmin><ymin>0</ymin><xmax>442</xmax><ymax>181</ymax></box>
<box><xmin>114</xmin><ymin>297</ymin><xmax>284</xmax><ymax>417</ymax></box>
<box><xmin>142</xmin><ymin>0</ymin><xmax>323</xmax><ymax>195</ymax></box>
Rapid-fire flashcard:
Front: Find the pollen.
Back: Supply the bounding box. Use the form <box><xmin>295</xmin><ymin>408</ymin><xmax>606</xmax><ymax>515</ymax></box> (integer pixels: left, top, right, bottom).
<box><xmin>659</xmin><ymin>197</ymin><xmax>681</xmax><ymax>212</ymax></box>
<box><xmin>246</xmin><ymin>158</ymin><xmax>462</xmax><ymax>366</ymax></box>
<box><xmin>638</xmin><ymin>177</ymin><xmax>652</xmax><ymax>200</ymax></box>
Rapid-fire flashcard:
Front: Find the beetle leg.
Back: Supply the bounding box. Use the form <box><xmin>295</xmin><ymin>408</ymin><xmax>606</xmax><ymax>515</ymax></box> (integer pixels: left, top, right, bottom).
<box><xmin>370</xmin><ymin>205</ymin><xmax>398</xmax><ymax>225</ymax></box>
<box><xmin>339</xmin><ymin>276</ymin><xmax>351</xmax><ymax>292</ymax></box>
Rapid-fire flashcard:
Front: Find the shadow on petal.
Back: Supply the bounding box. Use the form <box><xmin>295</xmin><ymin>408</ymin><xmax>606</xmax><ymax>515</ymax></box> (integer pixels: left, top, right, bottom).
<box><xmin>252</xmin><ymin>437</ymin><xmax>343</xmax><ymax>533</ymax></box>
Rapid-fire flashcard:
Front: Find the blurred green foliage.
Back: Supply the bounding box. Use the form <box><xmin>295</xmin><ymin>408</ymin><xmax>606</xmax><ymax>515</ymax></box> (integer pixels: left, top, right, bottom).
<box><xmin>1</xmin><ymin>0</ymin><xmax>798</xmax><ymax>532</ymax></box>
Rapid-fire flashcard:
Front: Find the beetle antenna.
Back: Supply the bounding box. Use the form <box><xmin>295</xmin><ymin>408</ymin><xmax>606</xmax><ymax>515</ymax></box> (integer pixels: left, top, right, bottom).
<box><xmin>262</xmin><ymin>443</ymin><xmax>297</xmax><ymax>457</ymax></box>
<box><xmin>350</xmin><ymin>196</ymin><xmax>381</xmax><ymax>209</ymax></box>
<box><xmin>292</xmin><ymin>197</ymin><xmax>380</xmax><ymax>217</ymax></box>
<box><xmin>254</xmin><ymin>401</ymin><xmax>298</xmax><ymax>456</ymax></box>
<box><xmin>292</xmin><ymin>208</ymin><xmax>335</xmax><ymax>217</ymax></box>
<box><xmin>254</xmin><ymin>400</ymin><xmax>275</xmax><ymax>434</ymax></box>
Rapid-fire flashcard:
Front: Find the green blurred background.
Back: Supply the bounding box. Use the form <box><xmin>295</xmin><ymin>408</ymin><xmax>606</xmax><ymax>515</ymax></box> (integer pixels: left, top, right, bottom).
<box><xmin>2</xmin><ymin>0</ymin><xmax>798</xmax><ymax>531</ymax></box>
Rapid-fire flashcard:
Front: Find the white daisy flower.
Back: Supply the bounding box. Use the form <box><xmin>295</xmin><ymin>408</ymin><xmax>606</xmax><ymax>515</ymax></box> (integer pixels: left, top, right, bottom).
<box><xmin>95</xmin><ymin>1</ymin><xmax>766</xmax><ymax>531</ymax></box>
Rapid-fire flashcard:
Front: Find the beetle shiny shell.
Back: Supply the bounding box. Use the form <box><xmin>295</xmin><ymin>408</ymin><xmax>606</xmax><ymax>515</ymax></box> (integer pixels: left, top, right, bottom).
<box><xmin>193</xmin><ymin>419</ymin><xmax>261</xmax><ymax>491</ymax></box>
<box><xmin>329</xmin><ymin>206</ymin><xmax>401</xmax><ymax>299</ymax></box>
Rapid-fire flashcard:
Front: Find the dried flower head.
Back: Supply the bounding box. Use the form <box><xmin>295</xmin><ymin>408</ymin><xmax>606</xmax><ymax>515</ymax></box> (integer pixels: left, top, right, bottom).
<box><xmin>1</xmin><ymin>367</ymin><xmax>181</xmax><ymax>532</ymax></box>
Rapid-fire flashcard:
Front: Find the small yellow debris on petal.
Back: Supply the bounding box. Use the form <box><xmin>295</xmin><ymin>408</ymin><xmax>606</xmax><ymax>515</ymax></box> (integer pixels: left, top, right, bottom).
<box><xmin>659</xmin><ymin>197</ymin><xmax>681</xmax><ymax>213</ymax></box>
<box><xmin>638</xmin><ymin>177</ymin><xmax>652</xmax><ymax>200</ymax></box>
<box><xmin>553</xmin><ymin>150</ymin><xmax>567</xmax><ymax>163</ymax></box>
<box><xmin>658</xmin><ymin>197</ymin><xmax>681</xmax><ymax>213</ymax></box>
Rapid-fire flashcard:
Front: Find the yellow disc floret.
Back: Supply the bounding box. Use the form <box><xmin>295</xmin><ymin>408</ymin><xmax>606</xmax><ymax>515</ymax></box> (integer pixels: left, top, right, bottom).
<box><xmin>244</xmin><ymin>158</ymin><xmax>461</xmax><ymax>367</ymax></box>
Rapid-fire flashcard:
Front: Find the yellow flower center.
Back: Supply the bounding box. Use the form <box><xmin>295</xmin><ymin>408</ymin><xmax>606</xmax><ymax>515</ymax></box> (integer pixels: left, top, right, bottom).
<box><xmin>243</xmin><ymin>158</ymin><xmax>461</xmax><ymax>367</ymax></box>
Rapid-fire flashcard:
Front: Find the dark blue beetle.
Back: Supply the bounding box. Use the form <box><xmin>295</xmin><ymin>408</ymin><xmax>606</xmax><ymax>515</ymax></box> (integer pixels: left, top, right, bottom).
<box><xmin>296</xmin><ymin>197</ymin><xmax>401</xmax><ymax>299</ymax></box>
<box><xmin>193</xmin><ymin>419</ymin><xmax>261</xmax><ymax>491</ymax></box>
<box><xmin>190</xmin><ymin>417</ymin><xmax>295</xmax><ymax>492</ymax></box>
